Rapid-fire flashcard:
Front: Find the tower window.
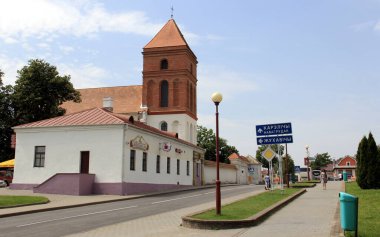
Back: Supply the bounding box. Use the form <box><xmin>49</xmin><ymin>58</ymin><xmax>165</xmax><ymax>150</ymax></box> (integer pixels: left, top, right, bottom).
<box><xmin>160</xmin><ymin>121</ymin><xmax>168</xmax><ymax>131</ymax></box>
<box><xmin>160</xmin><ymin>80</ymin><xmax>169</xmax><ymax>107</ymax></box>
<box><xmin>160</xmin><ymin>59</ymin><xmax>168</xmax><ymax>70</ymax></box>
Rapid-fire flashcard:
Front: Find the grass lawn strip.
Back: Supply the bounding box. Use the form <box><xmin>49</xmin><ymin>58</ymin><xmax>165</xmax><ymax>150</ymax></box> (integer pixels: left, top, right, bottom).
<box><xmin>345</xmin><ymin>182</ymin><xmax>380</xmax><ymax>237</ymax></box>
<box><xmin>0</xmin><ymin>195</ymin><xmax>49</xmax><ymax>208</ymax></box>
<box><xmin>192</xmin><ymin>188</ymin><xmax>300</xmax><ymax>220</ymax></box>
<box><xmin>290</xmin><ymin>182</ymin><xmax>316</xmax><ymax>188</ymax></box>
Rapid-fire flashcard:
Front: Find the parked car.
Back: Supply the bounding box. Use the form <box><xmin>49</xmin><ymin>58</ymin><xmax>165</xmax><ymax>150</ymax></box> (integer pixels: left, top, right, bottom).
<box><xmin>0</xmin><ymin>170</ymin><xmax>13</xmax><ymax>186</ymax></box>
<box><xmin>0</xmin><ymin>180</ymin><xmax>7</xmax><ymax>187</ymax></box>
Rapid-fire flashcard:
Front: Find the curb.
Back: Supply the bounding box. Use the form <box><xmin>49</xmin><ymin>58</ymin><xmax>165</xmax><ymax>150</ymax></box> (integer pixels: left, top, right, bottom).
<box><xmin>0</xmin><ymin>184</ymin><xmax>240</xmax><ymax>218</ymax></box>
<box><xmin>290</xmin><ymin>183</ymin><xmax>316</xmax><ymax>188</ymax></box>
<box><xmin>181</xmin><ymin>188</ymin><xmax>307</xmax><ymax>230</ymax></box>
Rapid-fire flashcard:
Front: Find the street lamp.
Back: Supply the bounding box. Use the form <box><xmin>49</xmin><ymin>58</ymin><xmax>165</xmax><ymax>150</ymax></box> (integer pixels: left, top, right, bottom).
<box><xmin>211</xmin><ymin>92</ymin><xmax>223</xmax><ymax>215</ymax></box>
<box><xmin>305</xmin><ymin>145</ymin><xmax>310</xmax><ymax>181</ymax></box>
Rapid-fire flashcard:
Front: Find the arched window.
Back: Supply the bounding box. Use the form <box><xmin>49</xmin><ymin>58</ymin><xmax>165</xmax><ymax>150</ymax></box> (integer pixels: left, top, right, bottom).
<box><xmin>160</xmin><ymin>121</ymin><xmax>168</xmax><ymax>131</ymax></box>
<box><xmin>160</xmin><ymin>80</ymin><xmax>169</xmax><ymax>107</ymax></box>
<box><xmin>190</xmin><ymin>123</ymin><xmax>193</xmax><ymax>143</ymax></box>
<box><xmin>173</xmin><ymin>79</ymin><xmax>179</xmax><ymax>106</ymax></box>
<box><xmin>147</xmin><ymin>80</ymin><xmax>155</xmax><ymax>106</ymax></box>
<box><xmin>160</xmin><ymin>59</ymin><xmax>168</xmax><ymax>70</ymax></box>
<box><xmin>190</xmin><ymin>84</ymin><xmax>194</xmax><ymax>112</ymax></box>
<box><xmin>172</xmin><ymin>120</ymin><xmax>179</xmax><ymax>134</ymax></box>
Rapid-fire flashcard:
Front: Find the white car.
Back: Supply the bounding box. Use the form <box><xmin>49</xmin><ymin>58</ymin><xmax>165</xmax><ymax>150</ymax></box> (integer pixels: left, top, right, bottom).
<box><xmin>0</xmin><ymin>180</ymin><xmax>7</xmax><ymax>187</ymax></box>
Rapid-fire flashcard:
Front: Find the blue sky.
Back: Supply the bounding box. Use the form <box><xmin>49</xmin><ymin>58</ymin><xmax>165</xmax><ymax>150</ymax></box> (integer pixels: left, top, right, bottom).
<box><xmin>1</xmin><ymin>0</ymin><xmax>380</xmax><ymax>166</ymax></box>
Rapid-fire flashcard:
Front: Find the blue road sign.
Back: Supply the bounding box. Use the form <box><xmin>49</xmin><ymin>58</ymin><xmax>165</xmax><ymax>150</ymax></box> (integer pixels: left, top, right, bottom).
<box><xmin>256</xmin><ymin>123</ymin><xmax>292</xmax><ymax>136</ymax></box>
<box><xmin>294</xmin><ymin>166</ymin><xmax>301</xmax><ymax>173</ymax></box>
<box><xmin>256</xmin><ymin>135</ymin><xmax>293</xmax><ymax>145</ymax></box>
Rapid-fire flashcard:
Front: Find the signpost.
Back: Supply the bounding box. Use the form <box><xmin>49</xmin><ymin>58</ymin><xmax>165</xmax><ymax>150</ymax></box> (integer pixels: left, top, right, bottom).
<box><xmin>256</xmin><ymin>122</ymin><xmax>293</xmax><ymax>191</ymax></box>
<box><xmin>262</xmin><ymin>147</ymin><xmax>276</xmax><ymax>191</ymax></box>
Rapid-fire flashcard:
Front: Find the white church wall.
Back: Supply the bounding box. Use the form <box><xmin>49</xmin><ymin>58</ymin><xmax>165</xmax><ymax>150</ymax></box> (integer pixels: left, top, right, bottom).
<box><xmin>123</xmin><ymin>126</ymin><xmax>196</xmax><ymax>186</ymax></box>
<box><xmin>146</xmin><ymin>114</ymin><xmax>197</xmax><ymax>145</ymax></box>
<box><xmin>13</xmin><ymin>125</ymin><xmax>124</xmax><ymax>185</ymax></box>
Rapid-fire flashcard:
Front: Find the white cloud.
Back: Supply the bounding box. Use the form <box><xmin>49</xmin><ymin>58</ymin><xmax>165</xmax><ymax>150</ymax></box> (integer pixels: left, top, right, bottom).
<box><xmin>0</xmin><ymin>55</ymin><xmax>26</xmax><ymax>85</ymax></box>
<box><xmin>59</xmin><ymin>45</ymin><xmax>75</xmax><ymax>55</ymax></box>
<box><xmin>374</xmin><ymin>20</ymin><xmax>380</xmax><ymax>32</ymax></box>
<box><xmin>0</xmin><ymin>54</ymin><xmax>109</xmax><ymax>89</ymax></box>
<box><xmin>350</xmin><ymin>20</ymin><xmax>377</xmax><ymax>32</ymax></box>
<box><xmin>0</xmin><ymin>0</ymin><xmax>164</xmax><ymax>42</ymax></box>
<box><xmin>57</xmin><ymin>63</ymin><xmax>108</xmax><ymax>89</ymax></box>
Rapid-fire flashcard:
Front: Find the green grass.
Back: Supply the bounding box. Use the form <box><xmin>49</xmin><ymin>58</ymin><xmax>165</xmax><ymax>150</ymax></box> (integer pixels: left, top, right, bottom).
<box><xmin>0</xmin><ymin>195</ymin><xmax>49</xmax><ymax>208</ymax></box>
<box><xmin>345</xmin><ymin>182</ymin><xmax>380</xmax><ymax>237</ymax></box>
<box><xmin>192</xmin><ymin>188</ymin><xmax>300</xmax><ymax>220</ymax></box>
<box><xmin>300</xmin><ymin>180</ymin><xmax>321</xmax><ymax>183</ymax></box>
<box><xmin>290</xmin><ymin>182</ymin><xmax>316</xmax><ymax>188</ymax></box>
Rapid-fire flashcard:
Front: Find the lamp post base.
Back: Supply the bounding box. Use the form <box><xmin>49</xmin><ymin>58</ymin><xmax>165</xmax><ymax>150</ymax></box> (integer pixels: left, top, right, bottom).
<box><xmin>216</xmin><ymin>180</ymin><xmax>221</xmax><ymax>215</ymax></box>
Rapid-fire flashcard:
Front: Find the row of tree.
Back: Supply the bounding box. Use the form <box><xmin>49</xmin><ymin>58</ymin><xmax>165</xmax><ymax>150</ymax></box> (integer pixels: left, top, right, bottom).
<box><xmin>196</xmin><ymin>125</ymin><xmax>238</xmax><ymax>163</ymax></box>
<box><xmin>0</xmin><ymin>59</ymin><xmax>80</xmax><ymax>162</ymax></box>
<box><xmin>356</xmin><ymin>132</ymin><xmax>380</xmax><ymax>189</ymax></box>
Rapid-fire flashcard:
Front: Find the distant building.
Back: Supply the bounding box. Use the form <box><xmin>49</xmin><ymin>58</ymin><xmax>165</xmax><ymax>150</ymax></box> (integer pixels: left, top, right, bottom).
<box><xmin>332</xmin><ymin>156</ymin><xmax>356</xmax><ymax>179</ymax></box>
<box><xmin>228</xmin><ymin>153</ymin><xmax>262</xmax><ymax>185</ymax></box>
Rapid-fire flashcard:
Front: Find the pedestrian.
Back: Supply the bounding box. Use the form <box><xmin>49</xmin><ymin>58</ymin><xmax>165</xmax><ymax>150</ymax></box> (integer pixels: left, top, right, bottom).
<box><xmin>264</xmin><ymin>174</ymin><xmax>270</xmax><ymax>190</ymax></box>
<box><xmin>321</xmin><ymin>169</ymin><xmax>327</xmax><ymax>190</ymax></box>
<box><xmin>338</xmin><ymin>173</ymin><xmax>342</xmax><ymax>181</ymax></box>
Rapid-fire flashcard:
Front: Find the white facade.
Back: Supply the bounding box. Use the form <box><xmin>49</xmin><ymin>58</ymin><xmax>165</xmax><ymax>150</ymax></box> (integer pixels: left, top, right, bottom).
<box><xmin>123</xmin><ymin>126</ymin><xmax>196</xmax><ymax>186</ymax></box>
<box><xmin>13</xmin><ymin>125</ymin><xmax>124</xmax><ymax>185</ymax></box>
<box><xmin>203</xmin><ymin>161</ymin><xmax>237</xmax><ymax>185</ymax></box>
<box><xmin>146</xmin><ymin>114</ymin><xmax>197</xmax><ymax>145</ymax></box>
<box><xmin>12</xmin><ymin>114</ymin><xmax>204</xmax><ymax>195</ymax></box>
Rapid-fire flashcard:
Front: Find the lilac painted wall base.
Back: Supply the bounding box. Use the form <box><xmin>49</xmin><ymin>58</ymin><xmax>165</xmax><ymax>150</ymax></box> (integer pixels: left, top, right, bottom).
<box><xmin>12</xmin><ymin>180</ymin><xmax>192</xmax><ymax>196</ymax></box>
<box><xmin>93</xmin><ymin>183</ymin><xmax>123</xmax><ymax>195</ymax></box>
<box><xmin>10</xmin><ymin>183</ymin><xmax>38</xmax><ymax>190</ymax></box>
<box><xmin>33</xmin><ymin>173</ymin><xmax>95</xmax><ymax>195</ymax></box>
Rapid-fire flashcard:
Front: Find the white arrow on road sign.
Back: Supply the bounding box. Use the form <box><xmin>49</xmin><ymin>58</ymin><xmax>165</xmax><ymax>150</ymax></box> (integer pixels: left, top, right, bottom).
<box><xmin>257</xmin><ymin>128</ymin><xmax>263</xmax><ymax>134</ymax></box>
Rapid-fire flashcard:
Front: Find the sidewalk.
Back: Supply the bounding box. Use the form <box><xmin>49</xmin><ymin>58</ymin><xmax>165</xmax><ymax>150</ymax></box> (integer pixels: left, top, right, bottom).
<box><xmin>62</xmin><ymin>181</ymin><xmax>344</xmax><ymax>237</ymax></box>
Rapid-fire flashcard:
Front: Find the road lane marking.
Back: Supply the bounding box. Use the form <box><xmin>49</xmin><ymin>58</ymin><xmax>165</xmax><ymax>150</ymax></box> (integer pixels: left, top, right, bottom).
<box><xmin>151</xmin><ymin>194</ymin><xmax>203</xmax><ymax>204</ymax></box>
<box><xmin>16</xmin><ymin>205</ymin><xmax>138</xmax><ymax>227</ymax></box>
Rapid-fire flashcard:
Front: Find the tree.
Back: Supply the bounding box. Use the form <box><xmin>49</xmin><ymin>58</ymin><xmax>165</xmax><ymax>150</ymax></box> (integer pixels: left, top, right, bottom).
<box><xmin>0</xmin><ymin>69</ymin><xmax>3</xmax><ymax>84</ymax></box>
<box><xmin>278</xmin><ymin>154</ymin><xmax>296</xmax><ymax>184</ymax></box>
<box><xmin>0</xmin><ymin>70</ymin><xmax>15</xmax><ymax>161</ymax></box>
<box><xmin>356</xmin><ymin>133</ymin><xmax>380</xmax><ymax>189</ymax></box>
<box><xmin>366</xmin><ymin>133</ymin><xmax>379</xmax><ymax>188</ymax></box>
<box><xmin>356</xmin><ymin>135</ymin><xmax>369</xmax><ymax>189</ymax></box>
<box><xmin>13</xmin><ymin>59</ymin><xmax>81</xmax><ymax>124</ymax></box>
<box><xmin>197</xmin><ymin>125</ymin><xmax>238</xmax><ymax>163</ymax></box>
<box><xmin>310</xmin><ymin>152</ymin><xmax>332</xmax><ymax>170</ymax></box>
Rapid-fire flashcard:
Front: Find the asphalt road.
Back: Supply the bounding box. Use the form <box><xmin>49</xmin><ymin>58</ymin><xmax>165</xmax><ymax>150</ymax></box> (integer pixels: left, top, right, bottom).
<box><xmin>0</xmin><ymin>185</ymin><xmax>262</xmax><ymax>237</ymax></box>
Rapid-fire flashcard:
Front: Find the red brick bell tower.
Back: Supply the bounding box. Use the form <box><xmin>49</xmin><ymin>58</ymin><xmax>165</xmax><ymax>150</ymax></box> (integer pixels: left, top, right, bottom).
<box><xmin>142</xmin><ymin>19</ymin><xmax>198</xmax><ymax>120</ymax></box>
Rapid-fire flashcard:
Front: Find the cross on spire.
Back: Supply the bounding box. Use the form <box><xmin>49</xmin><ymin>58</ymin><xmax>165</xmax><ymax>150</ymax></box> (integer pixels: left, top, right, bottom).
<box><xmin>171</xmin><ymin>6</ymin><xmax>174</xmax><ymax>19</ymax></box>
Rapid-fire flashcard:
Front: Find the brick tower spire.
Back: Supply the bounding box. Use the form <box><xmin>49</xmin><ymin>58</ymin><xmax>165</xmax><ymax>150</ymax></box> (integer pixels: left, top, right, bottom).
<box><xmin>142</xmin><ymin>19</ymin><xmax>198</xmax><ymax>144</ymax></box>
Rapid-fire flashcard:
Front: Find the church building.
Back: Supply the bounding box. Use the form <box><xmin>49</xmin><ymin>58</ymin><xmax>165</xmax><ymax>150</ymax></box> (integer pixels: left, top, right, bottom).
<box><xmin>62</xmin><ymin>19</ymin><xmax>198</xmax><ymax>145</ymax></box>
<box><xmin>11</xmin><ymin>19</ymin><xmax>205</xmax><ymax>195</ymax></box>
